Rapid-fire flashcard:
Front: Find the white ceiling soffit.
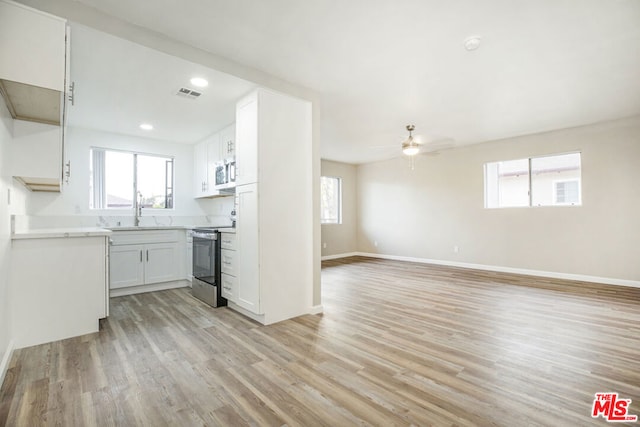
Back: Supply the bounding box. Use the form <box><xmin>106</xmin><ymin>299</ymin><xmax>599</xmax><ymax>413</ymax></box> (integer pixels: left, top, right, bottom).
<box><xmin>71</xmin><ymin>0</ymin><xmax>640</xmax><ymax>163</ymax></box>
<box><xmin>67</xmin><ymin>23</ymin><xmax>256</xmax><ymax>144</ymax></box>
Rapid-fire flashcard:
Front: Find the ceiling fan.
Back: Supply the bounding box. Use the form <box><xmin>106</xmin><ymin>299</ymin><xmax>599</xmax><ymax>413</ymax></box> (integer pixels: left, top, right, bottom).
<box><xmin>401</xmin><ymin>124</ymin><xmax>420</xmax><ymax>155</ymax></box>
<box><xmin>399</xmin><ymin>124</ymin><xmax>454</xmax><ymax>156</ymax></box>
<box><xmin>368</xmin><ymin>125</ymin><xmax>455</xmax><ymax>161</ymax></box>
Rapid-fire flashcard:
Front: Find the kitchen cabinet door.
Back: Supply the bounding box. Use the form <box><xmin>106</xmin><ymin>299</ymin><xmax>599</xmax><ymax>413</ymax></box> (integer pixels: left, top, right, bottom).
<box><xmin>236</xmin><ymin>183</ymin><xmax>261</xmax><ymax>313</ymax></box>
<box><xmin>109</xmin><ymin>244</ymin><xmax>144</xmax><ymax>289</ymax></box>
<box><xmin>186</xmin><ymin>244</ymin><xmax>193</xmax><ymax>282</ymax></box>
<box><xmin>220</xmin><ymin>123</ymin><xmax>235</xmax><ymax>158</ymax></box>
<box><xmin>221</xmin><ymin>273</ymin><xmax>238</xmax><ymax>303</ymax></box>
<box><xmin>193</xmin><ymin>141</ymin><xmax>208</xmax><ymax>197</ymax></box>
<box><xmin>0</xmin><ymin>0</ymin><xmax>66</xmax><ymax>92</ymax></box>
<box><xmin>145</xmin><ymin>242</ymin><xmax>179</xmax><ymax>284</ymax></box>
<box><xmin>235</xmin><ymin>94</ymin><xmax>258</xmax><ymax>186</ymax></box>
<box><xmin>206</xmin><ymin>133</ymin><xmax>221</xmax><ymax>195</ymax></box>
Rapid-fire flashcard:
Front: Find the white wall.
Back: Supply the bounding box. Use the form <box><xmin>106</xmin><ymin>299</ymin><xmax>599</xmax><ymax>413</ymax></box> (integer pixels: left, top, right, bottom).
<box><xmin>26</xmin><ymin>126</ymin><xmax>230</xmax><ymax>218</ymax></box>
<box><xmin>321</xmin><ymin>160</ymin><xmax>357</xmax><ymax>257</ymax></box>
<box><xmin>357</xmin><ymin>117</ymin><xmax>640</xmax><ymax>283</ymax></box>
<box><xmin>0</xmin><ymin>101</ymin><xmax>29</xmax><ymax>380</ymax></box>
<box><xmin>0</xmin><ymin>97</ymin><xmax>13</xmax><ymax>380</ymax></box>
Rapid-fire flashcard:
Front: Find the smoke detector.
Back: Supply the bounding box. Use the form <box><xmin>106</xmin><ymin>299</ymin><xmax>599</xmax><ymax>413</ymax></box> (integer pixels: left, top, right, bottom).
<box><xmin>176</xmin><ymin>87</ymin><xmax>202</xmax><ymax>99</ymax></box>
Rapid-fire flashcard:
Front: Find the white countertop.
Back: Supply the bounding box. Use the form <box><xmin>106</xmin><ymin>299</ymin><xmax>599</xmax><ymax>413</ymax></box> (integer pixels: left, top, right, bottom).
<box><xmin>216</xmin><ymin>227</ymin><xmax>236</xmax><ymax>233</ymax></box>
<box><xmin>12</xmin><ymin>227</ymin><xmax>113</xmax><ymax>240</ymax></box>
<box><xmin>108</xmin><ymin>225</ymin><xmax>191</xmax><ymax>231</ymax></box>
<box><xmin>12</xmin><ymin>225</ymin><xmax>236</xmax><ymax>239</ymax></box>
<box><xmin>108</xmin><ymin>225</ymin><xmax>235</xmax><ymax>232</ymax></box>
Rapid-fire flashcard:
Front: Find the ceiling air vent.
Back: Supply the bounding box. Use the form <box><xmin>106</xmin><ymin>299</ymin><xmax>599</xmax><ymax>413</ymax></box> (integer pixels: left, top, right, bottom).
<box><xmin>176</xmin><ymin>87</ymin><xmax>202</xmax><ymax>99</ymax></box>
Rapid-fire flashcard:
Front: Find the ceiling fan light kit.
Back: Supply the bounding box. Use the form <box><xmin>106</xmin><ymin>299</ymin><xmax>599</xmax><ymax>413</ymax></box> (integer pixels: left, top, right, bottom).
<box><xmin>402</xmin><ymin>124</ymin><xmax>420</xmax><ymax>156</ymax></box>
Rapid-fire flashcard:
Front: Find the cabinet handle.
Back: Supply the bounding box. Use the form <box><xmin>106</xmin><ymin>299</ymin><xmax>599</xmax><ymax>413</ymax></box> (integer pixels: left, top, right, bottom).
<box><xmin>140</xmin><ymin>250</ymin><xmax>142</xmax><ymax>262</ymax></box>
<box><xmin>68</xmin><ymin>81</ymin><xmax>75</xmax><ymax>106</ymax></box>
<box><xmin>146</xmin><ymin>250</ymin><xmax>149</xmax><ymax>262</ymax></box>
<box><xmin>65</xmin><ymin>161</ymin><xmax>71</xmax><ymax>184</ymax></box>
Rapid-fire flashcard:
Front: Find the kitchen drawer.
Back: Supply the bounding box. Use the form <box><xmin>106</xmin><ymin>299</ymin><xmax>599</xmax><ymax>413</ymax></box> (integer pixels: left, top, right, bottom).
<box><xmin>220</xmin><ymin>232</ymin><xmax>236</xmax><ymax>250</ymax></box>
<box><xmin>111</xmin><ymin>230</ymin><xmax>179</xmax><ymax>246</ymax></box>
<box><xmin>221</xmin><ymin>249</ymin><xmax>237</xmax><ymax>276</ymax></box>
<box><xmin>221</xmin><ymin>273</ymin><xmax>237</xmax><ymax>302</ymax></box>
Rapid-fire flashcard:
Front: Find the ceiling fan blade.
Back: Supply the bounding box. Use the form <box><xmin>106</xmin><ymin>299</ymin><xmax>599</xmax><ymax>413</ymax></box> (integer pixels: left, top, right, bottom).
<box><xmin>367</xmin><ymin>144</ymin><xmax>398</xmax><ymax>150</ymax></box>
<box><xmin>418</xmin><ymin>138</ymin><xmax>455</xmax><ymax>155</ymax></box>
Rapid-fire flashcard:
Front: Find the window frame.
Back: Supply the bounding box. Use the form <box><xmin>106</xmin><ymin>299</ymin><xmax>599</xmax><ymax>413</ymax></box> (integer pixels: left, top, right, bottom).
<box><xmin>89</xmin><ymin>147</ymin><xmax>175</xmax><ymax>211</ymax></box>
<box><xmin>484</xmin><ymin>151</ymin><xmax>582</xmax><ymax>209</ymax></box>
<box><xmin>320</xmin><ymin>175</ymin><xmax>342</xmax><ymax>225</ymax></box>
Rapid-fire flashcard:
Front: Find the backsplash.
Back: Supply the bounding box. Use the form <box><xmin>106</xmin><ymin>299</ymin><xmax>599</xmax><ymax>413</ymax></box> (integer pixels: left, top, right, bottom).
<box><xmin>12</xmin><ymin>214</ymin><xmax>233</xmax><ymax>232</ymax></box>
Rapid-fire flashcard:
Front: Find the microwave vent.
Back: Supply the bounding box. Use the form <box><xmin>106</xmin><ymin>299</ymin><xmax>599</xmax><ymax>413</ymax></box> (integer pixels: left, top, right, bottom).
<box><xmin>176</xmin><ymin>87</ymin><xmax>202</xmax><ymax>99</ymax></box>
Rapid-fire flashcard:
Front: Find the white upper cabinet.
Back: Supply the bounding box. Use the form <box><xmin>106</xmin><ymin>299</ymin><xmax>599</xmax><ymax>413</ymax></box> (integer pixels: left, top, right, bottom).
<box><xmin>11</xmin><ymin>120</ymin><xmax>63</xmax><ymax>191</ymax></box>
<box><xmin>235</xmin><ymin>94</ymin><xmax>259</xmax><ymax>186</ymax></box>
<box><xmin>194</xmin><ymin>139</ymin><xmax>209</xmax><ymax>198</ymax></box>
<box><xmin>0</xmin><ymin>0</ymin><xmax>67</xmax><ymax>123</ymax></box>
<box><xmin>220</xmin><ymin>123</ymin><xmax>236</xmax><ymax>158</ymax></box>
<box><xmin>193</xmin><ymin>124</ymin><xmax>236</xmax><ymax>199</ymax></box>
<box><xmin>206</xmin><ymin>132</ymin><xmax>221</xmax><ymax>187</ymax></box>
<box><xmin>0</xmin><ymin>0</ymin><xmax>70</xmax><ymax>192</ymax></box>
<box><xmin>194</xmin><ymin>133</ymin><xmax>220</xmax><ymax>198</ymax></box>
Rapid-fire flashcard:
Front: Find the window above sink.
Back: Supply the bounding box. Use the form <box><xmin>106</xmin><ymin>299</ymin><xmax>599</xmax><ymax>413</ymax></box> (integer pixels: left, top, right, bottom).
<box><xmin>90</xmin><ymin>148</ymin><xmax>174</xmax><ymax>210</ymax></box>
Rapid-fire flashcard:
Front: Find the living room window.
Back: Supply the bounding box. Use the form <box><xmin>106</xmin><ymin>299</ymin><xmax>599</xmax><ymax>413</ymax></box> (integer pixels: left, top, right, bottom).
<box><xmin>320</xmin><ymin>176</ymin><xmax>342</xmax><ymax>224</ymax></box>
<box><xmin>90</xmin><ymin>148</ymin><xmax>174</xmax><ymax>210</ymax></box>
<box><xmin>485</xmin><ymin>152</ymin><xmax>581</xmax><ymax>208</ymax></box>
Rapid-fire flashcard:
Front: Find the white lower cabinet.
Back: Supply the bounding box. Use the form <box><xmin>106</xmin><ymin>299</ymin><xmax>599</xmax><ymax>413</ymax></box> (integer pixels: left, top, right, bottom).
<box><xmin>236</xmin><ymin>183</ymin><xmax>261</xmax><ymax>314</ymax></box>
<box><xmin>186</xmin><ymin>230</ymin><xmax>193</xmax><ymax>282</ymax></box>
<box><xmin>9</xmin><ymin>235</ymin><xmax>109</xmax><ymax>349</ymax></box>
<box><xmin>145</xmin><ymin>243</ymin><xmax>180</xmax><ymax>283</ymax></box>
<box><xmin>221</xmin><ymin>273</ymin><xmax>238</xmax><ymax>302</ymax></box>
<box><xmin>220</xmin><ymin>231</ymin><xmax>238</xmax><ymax>303</ymax></box>
<box><xmin>109</xmin><ymin>230</ymin><xmax>184</xmax><ymax>294</ymax></box>
<box><xmin>109</xmin><ymin>244</ymin><xmax>144</xmax><ymax>288</ymax></box>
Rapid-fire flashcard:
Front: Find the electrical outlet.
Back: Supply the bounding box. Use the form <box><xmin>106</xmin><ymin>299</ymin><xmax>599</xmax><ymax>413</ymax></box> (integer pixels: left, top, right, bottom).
<box><xmin>322</xmin><ymin>242</ymin><xmax>327</xmax><ymax>249</ymax></box>
<box><xmin>453</xmin><ymin>245</ymin><xmax>459</xmax><ymax>253</ymax></box>
<box><xmin>374</xmin><ymin>241</ymin><xmax>378</xmax><ymax>247</ymax></box>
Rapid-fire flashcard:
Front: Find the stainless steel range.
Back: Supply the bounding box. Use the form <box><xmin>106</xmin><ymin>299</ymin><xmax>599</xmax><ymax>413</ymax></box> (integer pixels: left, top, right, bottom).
<box><xmin>191</xmin><ymin>228</ymin><xmax>227</xmax><ymax>307</ymax></box>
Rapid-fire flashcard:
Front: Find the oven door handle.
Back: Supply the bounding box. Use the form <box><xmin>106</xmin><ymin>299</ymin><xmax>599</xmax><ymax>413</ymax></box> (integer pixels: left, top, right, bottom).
<box><xmin>192</xmin><ymin>232</ymin><xmax>218</xmax><ymax>240</ymax></box>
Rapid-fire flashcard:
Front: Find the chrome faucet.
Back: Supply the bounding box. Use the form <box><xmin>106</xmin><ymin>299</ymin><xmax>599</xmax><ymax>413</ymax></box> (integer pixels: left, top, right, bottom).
<box><xmin>134</xmin><ymin>192</ymin><xmax>143</xmax><ymax>226</ymax></box>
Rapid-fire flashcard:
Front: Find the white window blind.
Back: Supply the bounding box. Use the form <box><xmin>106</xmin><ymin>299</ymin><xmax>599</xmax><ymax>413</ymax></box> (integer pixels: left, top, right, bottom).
<box><xmin>320</xmin><ymin>176</ymin><xmax>342</xmax><ymax>224</ymax></box>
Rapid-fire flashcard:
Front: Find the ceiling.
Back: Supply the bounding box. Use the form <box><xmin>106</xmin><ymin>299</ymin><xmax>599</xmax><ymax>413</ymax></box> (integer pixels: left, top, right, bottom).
<box><xmin>69</xmin><ymin>0</ymin><xmax>640</xmax><ymax>163</ymax></box>
<box><xmin>68</xmin><ymin>24</ymin><xmax>256</xmax><ymax>143</ymax></box>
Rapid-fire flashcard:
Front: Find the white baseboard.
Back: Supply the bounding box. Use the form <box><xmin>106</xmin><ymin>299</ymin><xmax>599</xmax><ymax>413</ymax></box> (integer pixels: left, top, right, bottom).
<box><xmin>321</xmin><ymin>252</ymin><xmax>358</xmax><ymax>261</ymax></box>
<box><xmin>0</xmin><ymin>340</ymin><xmax>15</xmax><ymax>389</ymax></box>
<box><xmin>352</xmin><ymin>252</ymin><xmax>640</xmax><ymax>289</ymax></box>
<box><xmin>110</xmin><ymin>280</ymin><xmax>190</xmax><ymax>298</ymax></box>
<box><xmin>308</xmin><ymin>305</ymin><xmax>324</xmax><ymax>315</ymax></box>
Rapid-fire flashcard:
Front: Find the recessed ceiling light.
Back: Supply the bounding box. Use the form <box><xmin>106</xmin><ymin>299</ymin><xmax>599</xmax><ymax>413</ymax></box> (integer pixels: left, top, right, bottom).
<box><xmin>464</xmin><ymin>36</ymin><xmax>481</xmax><ymax>51</ymax></box>
<box><xmin>139</xmin><ymin>123</ymin><xmax>153</xmax><ymax>131</ymax></box>
<box><xmin>190</xmin><ymin>77</ymin><xmax>208</xmax><ymax>88</ymax></box>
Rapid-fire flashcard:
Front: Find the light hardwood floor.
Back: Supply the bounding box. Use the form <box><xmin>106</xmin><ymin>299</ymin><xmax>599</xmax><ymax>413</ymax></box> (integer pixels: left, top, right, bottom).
<box><xmin>1</xmin><ymin>256</ymin><xmax>639</xmax><ymax>426</ymax></box>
